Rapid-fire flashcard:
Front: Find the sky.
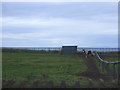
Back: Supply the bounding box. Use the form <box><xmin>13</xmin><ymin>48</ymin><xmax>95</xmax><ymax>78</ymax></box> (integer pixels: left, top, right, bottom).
<box><xmin>2</xmin><ymin>2</ymin><xmax>118</xmax><ymax>47</ymax></box>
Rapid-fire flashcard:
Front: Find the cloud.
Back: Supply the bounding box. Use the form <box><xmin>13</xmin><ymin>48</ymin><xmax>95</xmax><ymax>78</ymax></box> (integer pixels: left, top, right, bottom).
<box><xmin>2</xmin><ymin>2</ymin><xmax>118</xmax><ymax>47</ymax></box>
<box><xmin>2</xmin><ymin>32</ymin><xmax>50</xmax><ymax>39</ymax></box>
<box><xmin>3</xmin><ymin>14</ymin><xmax>117</xmax><ymax>36</ymax></box>
<box><xmin>3</xmin><ymin>16</ymin><xmax>73</xmax><ymax>27</ymax></box>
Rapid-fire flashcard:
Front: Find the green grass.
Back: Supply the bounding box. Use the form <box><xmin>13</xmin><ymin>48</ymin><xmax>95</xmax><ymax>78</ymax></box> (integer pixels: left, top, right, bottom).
<box><xmin>3</xmin><ymin>49</ymin><xmax>119</xmax><ymax>86</ymax></box>
<box><xmin>2</xmin><ymin>49</ymin><xmax>87</xmax><ymax>85</ymax></box>
<box><xmin>98</xmin><ymin>52</ymin><xmax>118</xmax><ymax>62</ymax></box>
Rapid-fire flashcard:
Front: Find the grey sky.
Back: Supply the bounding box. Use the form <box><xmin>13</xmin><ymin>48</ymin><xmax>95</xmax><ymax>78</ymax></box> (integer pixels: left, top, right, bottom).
<box><xmin>2</xmin><ymin>2</ymin><xmax>118</xmax><ymax>47</ymax></box>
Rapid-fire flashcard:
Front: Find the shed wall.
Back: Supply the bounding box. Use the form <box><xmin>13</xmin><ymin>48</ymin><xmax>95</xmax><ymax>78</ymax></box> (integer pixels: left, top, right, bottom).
<box><xmin>62</xmin><ymin>46</ymin><xmax>77</xmax><ymax>54</ymax></box>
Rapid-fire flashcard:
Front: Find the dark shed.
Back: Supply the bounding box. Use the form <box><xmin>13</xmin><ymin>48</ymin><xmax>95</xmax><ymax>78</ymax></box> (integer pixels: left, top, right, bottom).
<box><xmin>61</xmin><ymin>46</ymin><xmax>77</xmax><ymax>54</ymax></box>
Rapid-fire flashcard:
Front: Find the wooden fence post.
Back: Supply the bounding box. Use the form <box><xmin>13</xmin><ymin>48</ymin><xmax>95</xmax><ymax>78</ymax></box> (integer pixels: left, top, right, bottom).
<box><xmin>113</xmin><ymin>63</ymin><xmax>117</xmax><ymax>79</ymax></box>
<box><xmin>47</xmin><ymin>80</ymin><xmax>54</xmax><ymax>88</ymax></box>
<box><xmin>99</xmin><ymin>78</ymin><xmax>105</xmax><ymax>88</ymax></box>
<box><xmin>99</xmin><ymin>60</ymin><xmax>101</xmax><ymax>67</ymax></box>
<box><xmin>32</xmin><ymin>79</ymin><xmax>39</xmax><ymax>88</ymax></box>
<box><xmin>75</xmin><ymin>80</ymin><xmax>80</xmax><ymax>88</ymax></box>
<box><xmin>106</xmin><ymin>63</ymin><xmax>110</xmax><ymax>75</ymax></box>
<box><xmin>60</xmin><ymin>80</ymin><xmax>66</xmax><ymax>88</ymax></box>
<box><xmin>111</xmin><ymin>80</ymin><xmax>117</xmax><ymax>88</ymax></box>
<box><xmin>6</xmin><ymin>78</ymin><xmax>14</xmax><ymax>88</ymax></box>
<box><xmin>118</xmin><ymin>62</ymin><xmax>120</xmax><ymax>87</ymax></box>
<box><xmin>18</xmin><ymin>80</ymin><xmax>26</xmax><ymax>88</ymax></box>
<box><xmin>88</xmin><ymin>79</ymin><xmax>93</xmax><ymax>88</ymax></box>
<box><xmin>102</xmin><ymin>62</ymin><xmax>104</xmax><ymax>72</ymax></box>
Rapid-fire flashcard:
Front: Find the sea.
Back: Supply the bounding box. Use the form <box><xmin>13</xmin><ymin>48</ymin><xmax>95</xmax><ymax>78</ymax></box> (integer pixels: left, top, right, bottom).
<box><xmin>2</xmin><ymin>47</ymin><xmax>119</xmax><ymax>52</ymax></box>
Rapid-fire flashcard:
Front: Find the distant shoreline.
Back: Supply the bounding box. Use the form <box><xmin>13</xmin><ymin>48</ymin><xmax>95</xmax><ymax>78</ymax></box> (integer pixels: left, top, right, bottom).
<box><xmin>2</xmin><ymin>47</ymin><xmax>119</xmax><ymax>52</ymax></box>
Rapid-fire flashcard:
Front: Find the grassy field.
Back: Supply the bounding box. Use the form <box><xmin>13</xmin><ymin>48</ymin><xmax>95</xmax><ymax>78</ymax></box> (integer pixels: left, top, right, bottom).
<box><xmin>2</xmin><ymin>49</ymin><xmax>88</xmax><ymax>85</ymax></box>
<box><xmin>2</xmin><ymin>49</ymin><xmax>119</xmax><ymax>86</ymax></box>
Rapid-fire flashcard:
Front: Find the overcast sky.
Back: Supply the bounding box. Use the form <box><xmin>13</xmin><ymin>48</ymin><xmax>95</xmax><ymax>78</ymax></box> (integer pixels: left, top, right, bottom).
<box><xmin>2</xmin><ymin>2</ymin><xmax>118</xmax><ymax>47</ymax></box>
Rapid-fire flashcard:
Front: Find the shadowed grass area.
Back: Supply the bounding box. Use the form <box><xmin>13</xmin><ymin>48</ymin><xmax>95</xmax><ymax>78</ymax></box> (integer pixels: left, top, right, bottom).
<box><xmin>2</xmin><ymin>49</ymin><xmax>87</xmax><ymax>85</ymax></box>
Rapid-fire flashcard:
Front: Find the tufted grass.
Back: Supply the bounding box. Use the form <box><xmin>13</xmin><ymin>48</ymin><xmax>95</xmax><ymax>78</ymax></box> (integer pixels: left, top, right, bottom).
<box><xmin>2</xmin><ymin>49</ymin><xmax>87</xmax><ymax>85</ymax></box>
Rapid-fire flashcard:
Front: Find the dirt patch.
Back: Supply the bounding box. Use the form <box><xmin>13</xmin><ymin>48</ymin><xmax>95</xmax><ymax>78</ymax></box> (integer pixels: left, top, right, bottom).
<box><xmin>76</xmin><ymin>54</ymin><xmax>111</xmax><ymax>81</ymax></box>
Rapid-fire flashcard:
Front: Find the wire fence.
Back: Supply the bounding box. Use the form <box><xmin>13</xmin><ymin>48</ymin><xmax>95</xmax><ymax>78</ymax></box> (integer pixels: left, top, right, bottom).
<box><xmin>95</xmin><ymin>52</ymin><xmax>120</xmax><ymax>79</ymax></box>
